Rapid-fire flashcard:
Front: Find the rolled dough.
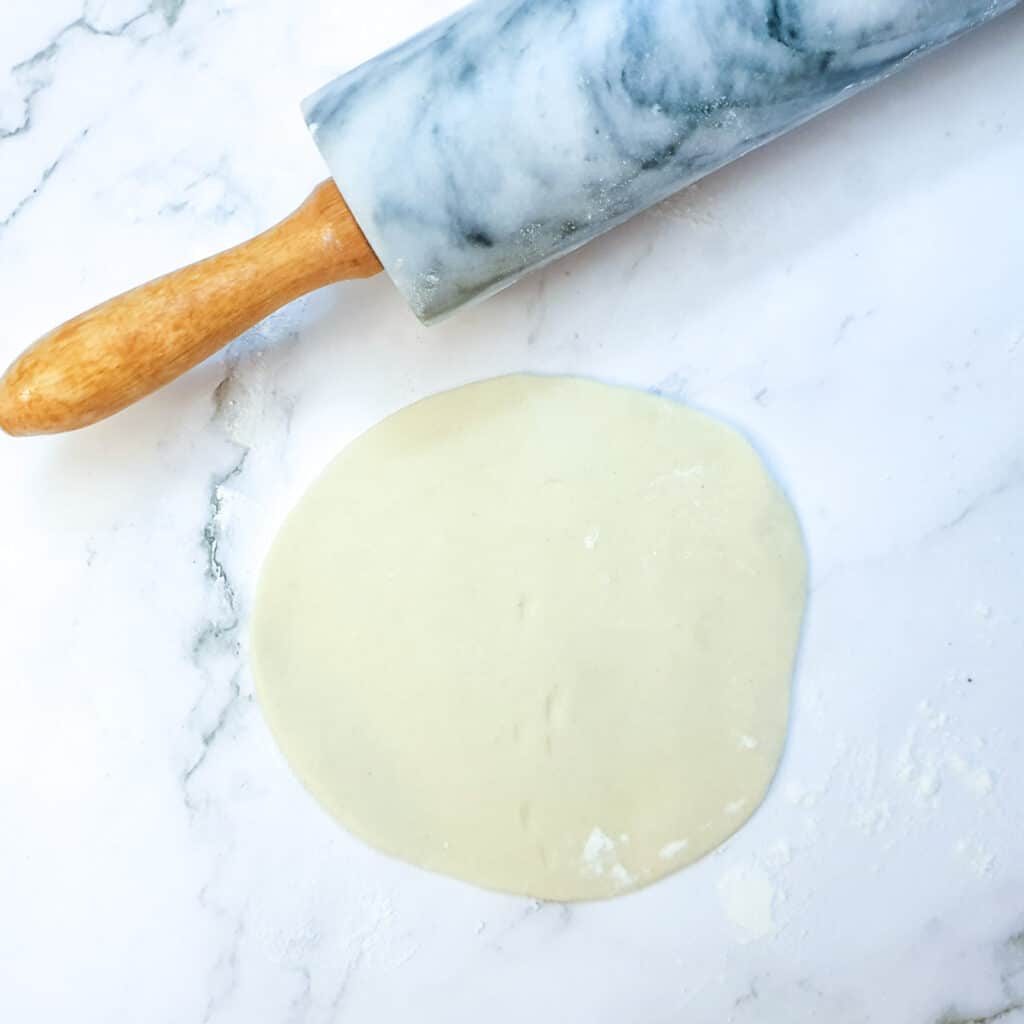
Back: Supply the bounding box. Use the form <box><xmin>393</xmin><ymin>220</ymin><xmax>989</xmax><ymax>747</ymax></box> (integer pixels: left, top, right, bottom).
<box><xmin>251</xmin><ymin>375</ymin><xmax>807</xmax><ymax>901</ymax></box>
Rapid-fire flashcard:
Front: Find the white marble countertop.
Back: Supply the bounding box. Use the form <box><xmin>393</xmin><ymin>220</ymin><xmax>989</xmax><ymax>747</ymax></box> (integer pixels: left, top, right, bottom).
<box><xmin>2</xmin><ymin>2</ymin><xmax>1023</xmax><ymax>1021</ymax></box>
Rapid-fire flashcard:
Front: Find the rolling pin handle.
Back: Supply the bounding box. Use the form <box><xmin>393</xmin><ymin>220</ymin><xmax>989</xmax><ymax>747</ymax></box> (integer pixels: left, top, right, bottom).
<box><xmin>0</xmin><ymin>180</ymin><xmax>382</xmax><ymax>437</ymax></box>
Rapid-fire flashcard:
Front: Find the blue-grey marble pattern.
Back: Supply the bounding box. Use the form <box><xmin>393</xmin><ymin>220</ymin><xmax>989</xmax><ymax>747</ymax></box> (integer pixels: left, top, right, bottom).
<box><xmin>304</xmin><ymin>0</ymin><xmax>1019</xmax><ymax>323</ymax></box>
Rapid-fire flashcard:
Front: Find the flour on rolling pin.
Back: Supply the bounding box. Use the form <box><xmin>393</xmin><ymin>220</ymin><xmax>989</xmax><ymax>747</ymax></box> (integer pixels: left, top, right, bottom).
<box><xmin>304</xmin><ymin>0</ymin><xmax>1019</xmax><ymax>323</ymax></box>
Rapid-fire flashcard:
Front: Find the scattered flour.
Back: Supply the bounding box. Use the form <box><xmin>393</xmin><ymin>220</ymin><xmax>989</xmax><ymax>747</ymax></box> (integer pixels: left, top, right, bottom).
<box><xmin>659</xmin><ymin>839</ymin><xmax>690</xmax><ymax>861</ymax></box>
<box><xmin>917</xmin><ymin>769</ymin><xmax>942</xmax><ymax>800</ymax></box>
<box><xmin>214</xmin><ymin>351</ymin><xmax>273</xmax><ymax>448</ymax></box>
<box><xmin>895</xmin><ymin>703</ymin><xmax>995</xmax><ymax>808</ymax></box>
<box><xmin>718</xmin><ymin>865</ymin><xmax>778</xmax><ymax>943</ymax></box>
<box><xmin>581</xmin><ymin>827</ymin><xmax>616</xmax><ymax>873</ymax></box>
<box><xmin>851</xmin><ymin>800</ymin><xmax>892</xmax><ymax>836</ymax></box>
<box><xmin>955</xmin><ymin>838</ymin><xmax>995</xmax><ymax>877</ymax></box>
<box><xmin>918</xmin><ymin>699</ymin><xmax>949</xmax><ymax>731</ymax></box>
<box><xmin>947</xmin><ymin>753</ymin><xmax>995</xmax><ymax>798</ymax></box>
<box><xmin>581</xmin><ymin>828</ymin><xmax>632</xmax><ymax>887</ymax></box>
<box><xmin>610</xmin><ymin>864</ymin><xmax>633</xmax><ymax>887</ymax></box>
<box><xmin>784</xmin><ymin>782</ymin><xmax>820</xmax><ymax>808</ymax></box>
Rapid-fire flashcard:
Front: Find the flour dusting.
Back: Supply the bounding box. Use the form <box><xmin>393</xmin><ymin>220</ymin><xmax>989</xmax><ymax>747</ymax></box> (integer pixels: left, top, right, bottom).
<box><xmin>718</xmin><ymin>865</ymin><xmax>778</xmax><ymax>942</ymax></box>
<box><xmin>955</xmin><ymin>837</ymin><xmax>995</xmax><ymax>877</ymax></box>
<box><xmin>851</xmin><ymin>800</ymin><xmax>892</xmax><ymax>836</ymax></box>
<box><xmin>895</xmin><ymin>702</ymin><xmax>996</xmax><ymax>808</ymax></box>
<box><xmin>659</xmin><ymin>839</ymin><xmax>690</xmax><ymax>860</ymax></box>
<box><xmin>581</xmin><ymin>827</ymin><xmax>631</xmax><ymax>887</ymax></box>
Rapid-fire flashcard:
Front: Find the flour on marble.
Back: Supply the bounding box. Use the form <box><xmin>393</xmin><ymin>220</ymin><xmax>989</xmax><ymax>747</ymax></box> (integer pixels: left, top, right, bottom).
<box><xmin>784</xmin><ymin>781</ymin><xmax>821</xmax><ymax>808</ymax></box>
<box><xmin>947</xmin><ymin>753</ymin><xmax>995</xmax><ymax>799</ymax></box>
<box><xmin>212</xmin><ymin>315</ymin><xmax>300</xmax><ymax>450</ymax></box>
<box><xmin>851</xmin><ymin>800</ymin><xmax>893</xmax><ymax>837</ymax></box>
<box><xmin>894</xmin><ymin>700</ymin><xmax>997</xmax><ymax>809</ymax></box>
<box><xmin>214</xmin><ymin>351</ymin><xmax>273</xmax><ymax>449</ymax></box>
<box><xmin>718</xmin><ymin>864</ymin><xmax>778</xmax><ymax>943</ymax></box>
<box><xmin>955</xmin><ymin>837</ymin><xmax>996</xmax><ymax>878</ymax></box>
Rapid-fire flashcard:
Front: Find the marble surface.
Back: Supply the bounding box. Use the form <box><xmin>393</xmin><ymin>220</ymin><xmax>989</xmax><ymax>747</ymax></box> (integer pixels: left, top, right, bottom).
<box><xmin>306</xmin><ymin>0</ymin><xmax>1019</xmax><ymax>322</ymax></box>
<box><xmin>2</xmin><ymin>1</ymin><xmax>1023</xmax><ymax>1021</ymax></box>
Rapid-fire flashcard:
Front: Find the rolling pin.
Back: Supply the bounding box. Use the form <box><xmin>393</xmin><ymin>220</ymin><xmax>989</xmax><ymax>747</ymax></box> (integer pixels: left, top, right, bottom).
<box><xmin>1</xmin><ymin>0</ymin><xmax>1017</xmax><ymax>437</ymax></box>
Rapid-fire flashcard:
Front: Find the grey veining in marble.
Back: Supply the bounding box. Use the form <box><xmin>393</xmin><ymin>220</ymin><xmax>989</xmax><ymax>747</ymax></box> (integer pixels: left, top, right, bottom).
<box><xmin>304</xmin><ymin>0</ymin><xmax>1019</xmax><ymax>323</ymax></box>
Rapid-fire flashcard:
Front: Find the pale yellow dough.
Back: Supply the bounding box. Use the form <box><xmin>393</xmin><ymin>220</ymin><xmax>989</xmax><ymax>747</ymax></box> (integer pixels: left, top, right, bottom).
<box><xmin>251</xmin><ymin>375</ymin><xmax>807</xmax><ymax>901</ymax></box>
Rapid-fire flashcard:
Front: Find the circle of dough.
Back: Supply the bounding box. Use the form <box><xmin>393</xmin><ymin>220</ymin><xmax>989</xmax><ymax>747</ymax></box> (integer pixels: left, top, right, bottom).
<box><xmin>251</xmin><ymin>375</ymin><xmax>807</xmax><ymax>901</ymax></box>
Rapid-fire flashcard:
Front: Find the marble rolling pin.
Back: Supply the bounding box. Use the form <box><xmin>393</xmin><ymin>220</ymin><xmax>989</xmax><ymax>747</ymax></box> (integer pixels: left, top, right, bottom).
<box><xmin>0</xmin><ymin>0</ymin><xmax>1017</xmax><ymax>436</ymax></box>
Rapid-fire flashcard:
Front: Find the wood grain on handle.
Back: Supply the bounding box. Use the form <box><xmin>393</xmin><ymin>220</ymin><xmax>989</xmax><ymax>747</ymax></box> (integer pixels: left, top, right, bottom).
<box><xmin>0</xmin><ymin>180</ymin><xmax>383</xmax><ymax>437</ymax></box>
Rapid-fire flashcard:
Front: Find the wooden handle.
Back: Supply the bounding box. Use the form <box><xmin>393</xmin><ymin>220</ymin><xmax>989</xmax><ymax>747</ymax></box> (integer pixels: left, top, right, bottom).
<box><xmin>0</xmin><ymin>180</ymin><xmax>382</xmax><ymax>437</ymax></box>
